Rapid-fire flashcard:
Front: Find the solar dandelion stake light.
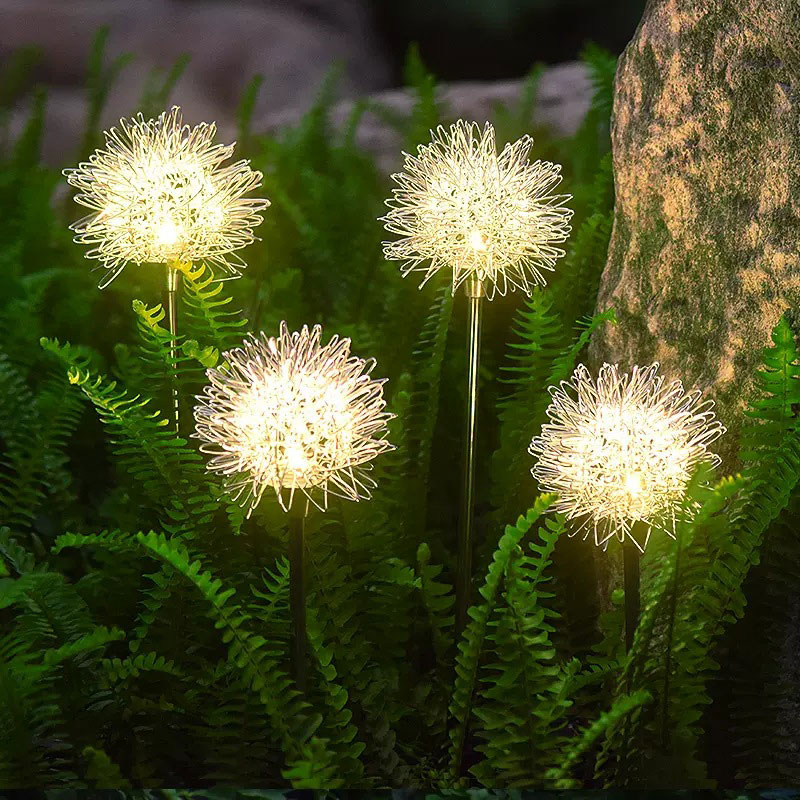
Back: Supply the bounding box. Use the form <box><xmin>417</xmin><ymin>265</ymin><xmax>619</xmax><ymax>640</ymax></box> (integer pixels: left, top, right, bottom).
<box><xmin>194</xmin><ymin>322</ymin><xmax>393</xmax><ymax>688</ymax></box>
<box><xmin>529</xmin><ymin>362</ymin><xmax>725</xmax><ymax>650</ymax></box>
<box><xmin>65</xmin><ymin>106</ymin><xmax>269</xmax><ymax>431</ymax></box>
<box><xmin>382</xmin><ymin>120</ymin><xmax>573</xmax><ymax>632</ymax></box>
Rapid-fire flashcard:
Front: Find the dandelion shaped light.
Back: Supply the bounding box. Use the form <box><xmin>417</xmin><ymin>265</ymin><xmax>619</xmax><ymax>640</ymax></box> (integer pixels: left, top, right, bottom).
<box><xmin>381</xmin><ymin>119</ymin><xmax>573</xmax><ymax>298</ymax></box>
<box><xmin>194</xmin><ymin>323</ymin><xmax>394</xmax><ymax>516</ymax></box>
<box><xmin>65</xmin><ymin>106</ymin><xmax>269</xmax><ymax>287</ymax></box>
<box><xmin>529</xmin><ymin>363</ymin><xmax>725</xmax><ymax>552</ymax></box>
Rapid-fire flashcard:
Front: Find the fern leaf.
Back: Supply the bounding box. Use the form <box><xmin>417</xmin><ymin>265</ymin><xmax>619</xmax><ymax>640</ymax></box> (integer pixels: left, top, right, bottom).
<box><xmin>470</xmin><ymin>514</ymin><xmax>568</xmax><ymax>785</ymax></box>
<box><xmin>404</xmin><ymin>284</ymin><xmax>453</xmax><ymax>531</ymax></box>
<box><xmin>134</xmin><ymin>531</ymin><xmax>339</xmax><ymax>786</ymax></box>
<box><xmin>103</xmin><ymin>651</ymin><xmax>184</xmax><ymax>683</ymax></box>
<box><xmin>0</xmin><ymin>633</ymin><xmax>80</xmax><ymax>787</ymax></box>
<box><xmin>44</xmin><ymin>342</ymin><xmax>218</xmax><ymax>530</ymax></box>
<box><xmin>181</xmin><ymin>264</ymin><xmax>248</xmax><ymax>353</ymax></box>
<box><xmin>305</xmin><ymin>604</ymin><xmax>366</xmax><ymax>785</ymax></box>
<box><xmin>82</xmin><ymin>745</ymin><xmax>131</xmax><ymax>789</ymax></box>
<box><xmin>42</xmin><ymin>626</ymin><xmax>124</xmax><ymax>667</ymax></box>
<box><xmin>546</xmin><ymin>690</ymin><xmax>652</xmax><ymax>789</ymax></box>
<box><xmin>416</xmin><ymin>542</ymin><xmax>455</xmax><ymax>670</ymax></box>
<box><xmin>447</xmin><ymin>494</ymin><xmax>556</xmax><ymax>781</ymax></box>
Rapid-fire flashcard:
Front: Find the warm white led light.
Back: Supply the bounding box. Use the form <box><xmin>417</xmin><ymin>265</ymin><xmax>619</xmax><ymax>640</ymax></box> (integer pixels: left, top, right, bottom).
<box><xmin>65</xmin><ymin>106</ymin><xmax>269</xmax><ymax>287</ymax></box>
<box><xmin>381</xmin><ymin>119</ymin><xmax>573</xmax><ymax>298</ymax></box>
<box><xmin>529</xmin><ymin>363</ymin><xmax>725</xmax><ymax>551</ymax></box>
<box><xmin>194</xmin><ymin>322</ymin><xmax>394</xmax><ymax>515</ymax></box>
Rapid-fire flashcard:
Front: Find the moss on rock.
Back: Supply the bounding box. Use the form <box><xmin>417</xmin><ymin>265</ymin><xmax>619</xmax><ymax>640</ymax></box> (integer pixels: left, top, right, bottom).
<box><xmin>591</xmin><ymin>0</ymin><xmax>800</xmax><ymax>463</ymax></box>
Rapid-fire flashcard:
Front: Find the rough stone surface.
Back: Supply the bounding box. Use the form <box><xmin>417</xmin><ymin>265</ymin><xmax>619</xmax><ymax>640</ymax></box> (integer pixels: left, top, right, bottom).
<box><xmin>591</xmin><ymin>0</ymin><xmax>800</xmax><ymax>463</ymax></box>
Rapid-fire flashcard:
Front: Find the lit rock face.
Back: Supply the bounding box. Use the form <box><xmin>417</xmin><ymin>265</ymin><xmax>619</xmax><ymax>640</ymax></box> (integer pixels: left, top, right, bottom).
<box><xmin>591</xmin><ymin>0</ymin><xmax>800</xmax><ymax>462</ymax></box>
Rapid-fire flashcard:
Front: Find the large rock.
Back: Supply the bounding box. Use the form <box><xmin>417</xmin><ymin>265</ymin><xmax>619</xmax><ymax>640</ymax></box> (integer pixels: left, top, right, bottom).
<box><xmin>591</xmin><ymin>0</ymin><xmax>800</xmax><ymax>462</ymax></box>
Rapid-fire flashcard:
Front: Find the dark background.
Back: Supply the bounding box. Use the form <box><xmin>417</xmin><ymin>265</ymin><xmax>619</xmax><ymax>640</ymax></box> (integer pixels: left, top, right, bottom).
<box><xmin>1</xmin><ymin>0</ymin><xmax>647</xmax><ymax>164</ymax></box>
<box><xmin>373</xmin><ymin>0</ymin><xmax>647</xmax><ymax>80</ymax></box>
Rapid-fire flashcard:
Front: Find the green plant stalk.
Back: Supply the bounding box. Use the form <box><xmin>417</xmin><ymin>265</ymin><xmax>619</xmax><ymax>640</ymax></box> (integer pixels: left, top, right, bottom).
<box><xmin>289</xmin><ymin>503</ymin><xmax>307</xmax><ymax>692</ymax></box>
<box><xmin>456</xmin><ymin>275</ymin><xmax>484</xmax><ymax>636</ymax></box>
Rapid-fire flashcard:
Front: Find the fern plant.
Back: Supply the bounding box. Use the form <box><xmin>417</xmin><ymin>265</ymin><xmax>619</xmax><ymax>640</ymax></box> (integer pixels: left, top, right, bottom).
<box><xmin>1</xmin><ymin>33</ymin><xmax>798</xmax><ymax>791</ymax></box>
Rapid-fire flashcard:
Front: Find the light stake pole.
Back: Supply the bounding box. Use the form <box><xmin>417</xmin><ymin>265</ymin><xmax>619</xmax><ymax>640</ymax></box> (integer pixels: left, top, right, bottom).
<box><xmin>529</xmin><ymin>362</ymin><xmax>727</xmax><ymax>656</ymax></box>
<box><xmin>456</xmin><ymin>275</ymin><xmax>484</xmax><ymax>635</ymax></box>
<box><xmin>381</xmin><ymin>121</ymin><xmax>573</xmax><ymax>637</ymax></box>
<box><xmin>64</xmin><ymin>106</ymin><xmax>269</xmax><ymax>434</ymax></box>
<box><xmin>623</xmin><ymin>539</ymin><xmax>641</xmax><ymax>653</ymax></box>
<box><xmin>193</xmin><ymin>323</ymin><xmax>394</xmax><ymax>694</ymax></box>
<box><xmin>165</xmin><ymin>262</ymin><xmax>182</xmax><ymax>432</ymax></box>
<box><xmin>288</xmin><ymin>503</ymin><xmax>307</xmax><ymax>691</ymax></box>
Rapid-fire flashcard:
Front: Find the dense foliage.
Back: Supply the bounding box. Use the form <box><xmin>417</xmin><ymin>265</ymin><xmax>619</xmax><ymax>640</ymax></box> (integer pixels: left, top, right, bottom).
<box><xmin>1</xmin><ymin>33</ymin><xmax>798</xmax><ymax>790</ymax></box>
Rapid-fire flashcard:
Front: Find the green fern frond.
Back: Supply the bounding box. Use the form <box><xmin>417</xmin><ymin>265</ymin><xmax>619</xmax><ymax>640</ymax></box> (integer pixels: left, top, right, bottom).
<box><xmin>42</xmin><ymin>626</ymin><xmax>124</xmax><ymax>667</ymax></box>
<box><xmin>404</xmin><ymin>284</ymin><xmax>454</xmax><ymax>531</ymax></box>
<box><xmin>571</xmin><ymin>44</ymin><xmax>616</xmax><ymax>186</ymax></box>
<box><xmin>306</xmin><ymin>515</ymin><xmax>405</xmax><ymax>781</ymax></box>
<box><xmin>739</xmin><ymin>313</ymin><xmax>800</xmax><ymax>452</ymax></box>
<box><xmin>0</xmin><ymin>352</ymin><xmax>85</xmax><ymax>534</ymax></box>
<box><xmin>136</xmin><ymin>54</ymin><xmax>190</xmax><ymax>120</ymax></box>
<box><xmin>470</xmin><ymin>514</ymin><xmax>568</xmax><ymax>785</ymax></box>
<box><xmin>44</xmin><ymin>343</ymin><xmax>217</xmax><ymax>529</ymax></box>
<box><xmin>129</xmin><ymin>565</ymin><xmax>175</xmax><ymax>653</ymax></box>
<box><xmin>596</xmin><ymin>472</ymin><xmax>743</xmax><ymax>787</ymax></box>
<box><xmin>133</xmin><ymin>531</ymin><xmax>339</xmax><ymax>786</ymax></box>
<box><xmin>401</xmin><ymin>43</ymin><xmax>444</xmax><ymax>151</ymax></box>
<box><xmin>416</xmin><ymin>542</ymin><xmax>455</xmax><ymax>671</ymax></box>
<box><xmin>554</xmin><ymin>154</ymin><xmax>614</xmax><ymax>322</ymax></box>
<box><xmin>80</xmin><ymin>27</ymin><xmax>133</xmax><ymax>157</ymax></box>
<box><xmin>52</xmin><ymin>530</ymin><xmax>136</xmax><ymax>555</ymax></box>
<box><xmin>492</xmin><ymin>63</ymin><xmax>546</xmax><ymax>145</ymax></box>
<box><xmin>0</xmin><ymin>632</ymin><xmax>80</xmax><ymax>788</ymax></box>
<box><xmin>82</xmin><ymin>745</ymin><xmax>131</xmax><ymax>789</ymax></box>
<box><xmin>720</xmin><ymin>313</ymin><xmax>800</xmax><ymax>785</ymax></box>
<box><xmin>103</xmin><ymin>651</ymin><xmax>184</xmax><ymax>683</ymax></box>
<box><xmin>306</xmin><ymin>604</ymin><xmax>366</xmax><ymax>785</ymax></box>
<box><xmin>0</xmin><ymin>528</ymin><xmax>36</xmax><ymax>576</ymax></box>
<box><xmin>599</xmin><ymin>338</ymin><xmax>800</xmax><ymax>790</ymax></box>
<box><xmin>181</xmin><ymin>264</ymin><xmax>248</xmax><ymax>354</ymax></box>
<box><xmin>447</xmin><ymin>494</ymin><xmax>556</xmax><ymax>782</ymax></box>
<box><xmin>546</xmin><ymin>690</ymin><xmax>652</xmax><ymax>789</ymax></box>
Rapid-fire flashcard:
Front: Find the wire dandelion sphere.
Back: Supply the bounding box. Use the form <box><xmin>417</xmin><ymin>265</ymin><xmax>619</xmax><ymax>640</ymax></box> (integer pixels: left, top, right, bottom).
<box><xmin>194</xmin><ymin>323</ymin><xmax>394</xmax><ymax>516</ymax></box>
<box><xmin>65</xmin><ymin>106</ymin><xmax>269</xmax><ymax>287</ymax></box>
<box><xmin>381</xmin><ymin>119</ymin><xmax>573</xmax><ymax>298</ymax></box>
<box><xmin>529</xmin><ymin>363</ymin><xmax>725</xmax><ymax>551</ymax></box>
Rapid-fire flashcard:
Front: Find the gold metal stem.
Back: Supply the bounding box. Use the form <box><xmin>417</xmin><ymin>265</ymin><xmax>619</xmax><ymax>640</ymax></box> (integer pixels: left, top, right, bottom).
<box><xmin>166</xmin><ymin>264</ymin><xmax>181</xmax><ymax>433</ymax></box>
<box><xmin>623</xmin><ymin>538</ymin><xmax>641</xmax><ymax>653</ymax></box>
<box><xmin>289</xmin><ymin>504</ymin><xmax>307</xmax><ymax>692</ymax></box>
<box><xmin>455</xmin><ymin>274</ymin><xmax>484</xmax><ymax>636</ymax></box>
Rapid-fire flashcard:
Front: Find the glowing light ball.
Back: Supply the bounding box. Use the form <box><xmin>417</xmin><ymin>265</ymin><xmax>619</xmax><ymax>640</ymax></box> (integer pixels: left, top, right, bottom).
<box><xmin>65</xmin><ymin>106</ymin><xmax>268</xmax><ymax>287</ymax></box>
<box><xmin>529</xmin><ymin>363</ymin><xmax>725</xmax><ymax>551</ymax></box>
<box><xmin>381</xmin><ymin>119</ymin><xmax>573</xmax><ymax>298</ymax></box>
<box><xmin>194</xmin><ymin>323</ymin><xmax>394</xmax><ymax>515</ymax></box>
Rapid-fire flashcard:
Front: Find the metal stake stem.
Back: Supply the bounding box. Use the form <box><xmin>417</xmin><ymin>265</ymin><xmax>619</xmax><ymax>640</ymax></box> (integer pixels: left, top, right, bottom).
<box><xmin>289</xmin><ymin>506</ymin><xmax>307</xmax><ymax>692</ymax></box>
<box><xmin>166</xmin><ymin>264</ymin><xmax>181</xmax><ymax>433</ymax></box>
<box><xmin>623</xmin><ymin>539</ymin><xmax>641</xmax><ymax>653</ymax></box>
<box><xmin>455</xmin><ymin>275</ymin><xmax>484</xmax><ymax>636</ymax></box>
